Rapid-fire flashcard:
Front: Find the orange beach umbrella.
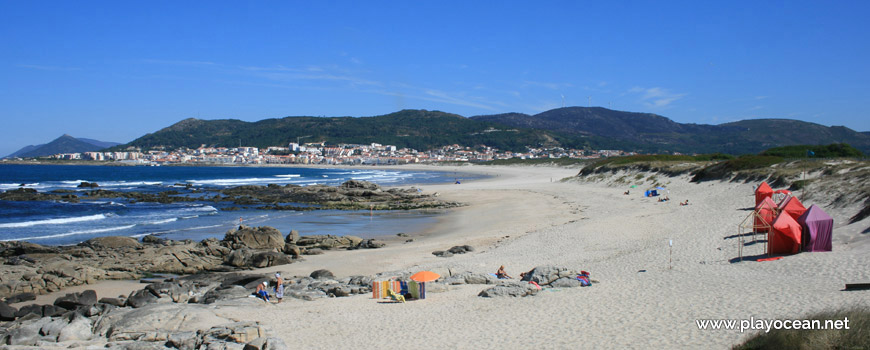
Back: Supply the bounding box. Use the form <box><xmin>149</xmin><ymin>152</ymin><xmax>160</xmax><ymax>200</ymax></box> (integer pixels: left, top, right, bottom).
<box><xmin>410</xmin><ymin>271</ymin><xmax>440</xmax><ymax>282</ymax></box>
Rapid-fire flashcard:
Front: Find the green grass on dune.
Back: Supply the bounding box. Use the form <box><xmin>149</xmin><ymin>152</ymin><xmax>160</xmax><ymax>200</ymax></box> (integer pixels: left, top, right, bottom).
<box><xmin>733</xmin><ymin>307</ymin><xmax>870</xmax><ymax>350</ymax></box>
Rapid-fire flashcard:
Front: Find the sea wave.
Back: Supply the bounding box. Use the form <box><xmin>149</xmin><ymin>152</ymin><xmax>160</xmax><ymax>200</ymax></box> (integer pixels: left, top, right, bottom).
<box><xmin>147</xmin><ymin>224</ymin><xmax>226</xmax><ymax>235</ymax></box>
<box><xmin>147</xmin><ymin>218</ymin><xmax>178</xmax><ymax>225</ymax></box>
<box><xmin>182</xmin><ymin>205</ymin><xmax>218</xmax><ymax>213</ymax></box>
<box><xmin>186</xmin><ymin>177</ymin><xmax>292</xmax><ymax>186</ymax></box>
<box><xmin>0</xmin><ymin>213</ymin><xmax>110</xmax><ymax>228</ymax></box>
<box><xmin>2</xmin><ymin>224</ymin><xmax>136</xmax><ymax>242</ymax></box>
<box><xmin>274</xmin><ymin>174</ymin><xmax>301</xmax><ymax>178</ymax></box>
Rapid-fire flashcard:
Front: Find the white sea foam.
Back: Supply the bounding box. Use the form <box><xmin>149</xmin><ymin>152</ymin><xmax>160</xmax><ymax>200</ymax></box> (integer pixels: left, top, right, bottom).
<box><xmin>3</xmin><ymin>224</ymin><xmax>136</xmax><ymax>242</ymax></box>
<box><xmin>182</xmin><ymin>205</ymin><xmax>218</xmax><ymax>213</ymax></box>
<box><xmin>148</xmin><ymin>218</ymin><xmax>178</xmax><ymax>225</ymax></box>
<box><xmin>274</xmin><ymin>174</ymin><xmax>301</xmax><ymax>178</ymax></box>
<box><xmin>0</xmin><ymin>213</ymin><xmax>109</xmax><ymax>228</ymax></box>
<box><xmin>187</xmin><ymin>177</ymin><xmax>288</xmax><ymax>186</ymax></box>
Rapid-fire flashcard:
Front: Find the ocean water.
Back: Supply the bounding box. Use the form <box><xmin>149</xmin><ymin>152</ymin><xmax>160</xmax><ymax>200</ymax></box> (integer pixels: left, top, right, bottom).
<box><xmin>0</xmin><ymin>164</ymin><xmax>475</xmax><ymax>245</ymax></box>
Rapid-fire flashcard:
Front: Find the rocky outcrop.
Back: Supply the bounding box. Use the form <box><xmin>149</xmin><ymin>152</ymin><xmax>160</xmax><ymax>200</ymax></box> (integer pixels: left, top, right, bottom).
<box><xmin>478</xmin><ymin>281</ymin><xmax>540</xmax><ymax>298</ymax></box>
<box><xmin>223</xmin><ymin>225</ymin><xmax>285</xmax><ymax>250</ymax></box>
<box><xmin>3</xmin><ymin>180</ymin><xmax>460</xmax><ymax>210</ymax></box>
<box><xmin>294</xmin><ymin>234</ymin><xmax>383</xmax><ymax>251</ymax></box>
<box><xmin>477</xmin><ymin>265</ymin><xmax>590</xmax><ymax>297</ymax></box>
<box><xmin>0</xmin><ymin>226</ymin><xmax>302</xmax><ymax>299</ymax></box>
<box><xmin>221</xmin><ymin>180</ymin><xmax>461</xmax><ymax>210</ymax></box>
<box><xmin>0</xmin><ymin>283</ymin><xmax>288</xmax><ymax>349</ymax></box>
<box><xmin>519</xmin><ymin>265</ymin><xmax>582</xmax><ymax>286</ymax></box>
<box><xmin>433</xmin><ymin>245</ymin><xmax>475</xmax><ymax>257</ymax></box>
<box><xmin>82</xmin><ymin>236</ymin><xmax>141</xmax><ymax>249</ymax></box>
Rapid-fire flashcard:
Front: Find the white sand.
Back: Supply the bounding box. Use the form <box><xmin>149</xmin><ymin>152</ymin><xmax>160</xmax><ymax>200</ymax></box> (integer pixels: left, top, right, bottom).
<box><xmin>55</xmin><ymin>164</ymin><xmax>870</xmax><ymax>348</ymax></box>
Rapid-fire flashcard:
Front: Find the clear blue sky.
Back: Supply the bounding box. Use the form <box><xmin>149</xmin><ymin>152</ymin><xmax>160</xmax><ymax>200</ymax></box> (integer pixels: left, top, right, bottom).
<box><xmin>2</xmin><ymin>1</ymin><xmax>868</xmax><ymax>156</ymax></box>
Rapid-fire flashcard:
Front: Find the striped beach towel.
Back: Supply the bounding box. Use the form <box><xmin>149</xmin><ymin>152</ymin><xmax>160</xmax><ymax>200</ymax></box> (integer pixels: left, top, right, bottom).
<box><xmin>372</xmin><ymin>281</ymin><xmax>390</xmax><ymax>299</ymax></box>
<box><xmin>373</xmin><ymin>280</ymin><xmax>405</xmax><ymax>299</ymax></box>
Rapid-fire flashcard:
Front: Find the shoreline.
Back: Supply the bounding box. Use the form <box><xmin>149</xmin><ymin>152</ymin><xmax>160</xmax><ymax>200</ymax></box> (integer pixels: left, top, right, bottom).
<box><xmin>7</xmin><ymin>164</ymin><xmax>575</xmax><ymax>302</ymax></box>
<box><xmin>0</xmin><ymin>163</ymin><xmax>486</xmax><ymax>246</ymax></box>
<box><xmin>6</xmin><ymin>164</ymin><xmax>868</xmax><ymax>348</ymax></box>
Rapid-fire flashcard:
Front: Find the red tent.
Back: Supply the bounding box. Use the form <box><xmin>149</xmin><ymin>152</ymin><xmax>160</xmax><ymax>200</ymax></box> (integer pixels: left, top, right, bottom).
<box><xmin>770</xmin><ymin>211</ymin><xmax>802</xmax><ymax>255</ymax></box>
<box><xmin>755</xmin><ymin>182</ymin><xmax>773</xmax><ymax>207</ymax></box>
<box><xmin>754</xmin><ymin>197</ymin><xmax>778</xmax><ymax>232</ymax></box>
<box><xmin>779</xmin><ymin>196</ymin><xmax>807</xmax><ymax>221</ymax></box>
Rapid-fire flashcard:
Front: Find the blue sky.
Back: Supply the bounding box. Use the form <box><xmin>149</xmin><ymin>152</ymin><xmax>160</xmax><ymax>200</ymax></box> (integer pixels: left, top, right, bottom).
<box><xmin>1</xmin><ymin>1</ymin><xmax>868</xmax><ymax>156</ymax></box>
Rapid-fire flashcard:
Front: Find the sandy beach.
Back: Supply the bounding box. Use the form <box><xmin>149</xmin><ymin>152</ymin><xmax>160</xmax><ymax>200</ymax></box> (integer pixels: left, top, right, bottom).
<box><xmin>31</xmin><ymin>164</ymin><xmax>870</xmax><ymax>349</ymax></box>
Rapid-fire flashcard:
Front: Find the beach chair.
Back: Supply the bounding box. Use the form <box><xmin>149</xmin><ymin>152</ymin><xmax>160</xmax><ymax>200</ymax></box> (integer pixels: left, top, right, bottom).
<box><xmin>386</xmin><ymin>288</ymin><xmax>405</xmax><ymax>303</ymax></box>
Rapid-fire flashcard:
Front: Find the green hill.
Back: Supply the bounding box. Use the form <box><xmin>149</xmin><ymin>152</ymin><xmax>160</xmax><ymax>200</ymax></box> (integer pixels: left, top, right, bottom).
<box><xmin>117</xmin><ymin>110</ymin><xmax>563</xmax><ymax>152</ymax></box>
<box><xmin>472</xmin><ymin>108</ymin><xmax>870</xmax><ymax>155</ymax></box>
<box><xmin>6</xmin><ymin>135</ymin><xmax>113</xmax><ymax>158</ymax></box>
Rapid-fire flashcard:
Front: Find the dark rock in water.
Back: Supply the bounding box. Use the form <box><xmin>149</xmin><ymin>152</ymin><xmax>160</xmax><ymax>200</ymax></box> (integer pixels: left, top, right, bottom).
<box><xmin>99</xmin><ymin>297</ymin><xmax>126</xmax><ymax>307</ymax></box>
<box><xmin>432</xmin><ymin>250</ymin><xmax>453</xmax><ymax>257</ymax></box>
<box><xmin>0</xmin><ymin>301</ymin><xmax>18</xmax><ymax>321</ymax></box>
<box><xmin>82</xmin><ymin>236</ymin><xmax>141</xmax><ymax>249</ymax></box>
<box><xmin>340</xmin><ymin>180</ymin><xmax>380</xmax><ymax>190</ymax></box>
<box><xmin>310</xmin><ymin>269</ymin><xmax>334</xmax><ymax>279</ymax></box>
<box><xmin>77</xmin><ymin>181</ymin><xmax>99</xmax><ymax>188</ymax></box>
<box><xmin>0</xmin><ymin>187</ymin><xmax>65</xmax><ymax>202</ymax></box>
<box><xmin>5</xmin><ymin>292</ymin><xmax>36</xmax><ymax>304</ymax></box>
<box><xmin>126</xmin><ymin>289</ymin><xmax>158</xmax><ymax>308</ymax></box>
<box><xmin>54</xmin><ymin>290</ymin><xmax>97</xmax><ymax>310</ymax></box>
<box><xmin>223</xmin><ymin>225</ymin><xmax>285</xmax><ymax>250</ymax></box>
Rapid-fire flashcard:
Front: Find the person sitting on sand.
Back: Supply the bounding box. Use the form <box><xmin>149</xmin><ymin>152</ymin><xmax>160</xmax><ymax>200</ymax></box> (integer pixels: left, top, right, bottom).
<box><xmin>256</xmin><ymin>281</ymin><xmax>270</xmax><ymax>302</ymax></box>
<box><xmin>624</xmin><ymin>190</ymin><xmax>630</xmax><ymax>195</ymax></box>
<box><xmin>274</xmin><ymin>273</ymin><xmax>284</xmax><ymax>303</ymax></box>
<box><xmin>496</xmin><ymin>265</ymin><xmax>512</xmax><ymax>279</ymax></box>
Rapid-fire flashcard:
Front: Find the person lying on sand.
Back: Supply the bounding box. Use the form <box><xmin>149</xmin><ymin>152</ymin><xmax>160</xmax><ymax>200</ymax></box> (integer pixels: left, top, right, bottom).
<box><xmin>496</xmin><ymin>265</ymin><xmax>512</xmax><ymax>279</ymax></box>
<box><xmin>680</xmin><ymin>199</ymin><xmax>689</xmax><ymax>206</ymax></box>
